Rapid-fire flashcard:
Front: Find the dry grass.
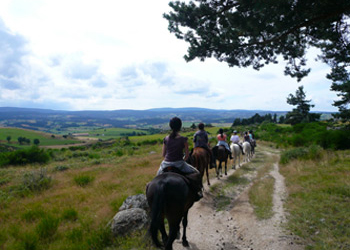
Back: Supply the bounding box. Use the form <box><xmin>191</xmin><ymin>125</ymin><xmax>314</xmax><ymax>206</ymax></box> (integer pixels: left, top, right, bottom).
<box><xmin>0</xmin><ymin>143</ymin><xmax>163</xmax><ymax>249</ymax></box>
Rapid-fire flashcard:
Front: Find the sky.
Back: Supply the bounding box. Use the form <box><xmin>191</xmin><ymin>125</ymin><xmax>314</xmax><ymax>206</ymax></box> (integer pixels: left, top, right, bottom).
<box><xmin>0</xmin><ymin>0</ymin><xmax>339</xmax><ymax>112</ymax></box>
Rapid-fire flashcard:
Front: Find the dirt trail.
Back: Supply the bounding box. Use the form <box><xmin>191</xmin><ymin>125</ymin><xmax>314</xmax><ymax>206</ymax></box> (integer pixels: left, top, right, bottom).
<box><xmin>172</xmin><ymin>147</ymin><xmax>304</xmax><ymax>250</ymax></box>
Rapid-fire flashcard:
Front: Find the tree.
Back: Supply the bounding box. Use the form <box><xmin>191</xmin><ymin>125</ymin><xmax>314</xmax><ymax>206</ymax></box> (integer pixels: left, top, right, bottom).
<box><xmin>164</xmin><ymin>0</ymin><xmax>350</xmax><ymax>119</ymax></box>
<box><xmin>18</xmin><ymin>136</ymin><xmax>24</xmax><ymax>145</ymax></box>
<box><xmin>279</xmin><ymin>115</ymin><xmax>285</xmax><ymax>124</ymax></box>
<box><xmin>6</xmin><ymin>136</ymin><xmax>11</xmax><ymax>143</ymax></box>
<box><xmin>33</xmin><ymin>139</ymin><xmax>40</xmax><ymax>145</ymax></box>
<box><xmin>232</xmin><ymin>118</ymin><xmax>241</xmax><ymax>126</ymax></box>
<box><xmin>285</xmin><ymin>86</ymin><xmax>320</xmax><ymax>125</ymax></box>
<box><xmin>190</xmin><ymin>123</ymin><xmax>197</xmax><ymax>129</ymax></box>
<box><xmin>273</xmin><ymin>114</ymin><xmax>277</xmax><ymax>123</ymax></box>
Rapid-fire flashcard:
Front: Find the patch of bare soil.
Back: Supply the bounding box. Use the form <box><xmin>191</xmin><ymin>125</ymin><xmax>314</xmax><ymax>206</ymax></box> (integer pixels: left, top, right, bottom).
<box><xmin>172</xmin><ymin>149</ymin><xmax>304</xmax><ymax>250</ymax></box>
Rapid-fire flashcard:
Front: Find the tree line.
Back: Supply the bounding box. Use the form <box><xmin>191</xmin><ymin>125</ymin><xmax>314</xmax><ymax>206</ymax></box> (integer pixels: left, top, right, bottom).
<box><xmin>232</xmin><ymin>85</ymin><xmax>322</xmax><ymax>126</ymax></box>
<box><xmin>5</xmin><ymin>136</ymin><xmax>40</xmax><ymax>145</ymax></box>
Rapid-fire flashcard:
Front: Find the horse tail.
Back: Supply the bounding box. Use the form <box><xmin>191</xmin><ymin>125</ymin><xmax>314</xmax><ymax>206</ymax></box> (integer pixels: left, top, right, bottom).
<box><xmin>150</xmin><ymin>182</ymin><xmax>166</xmax><ymax>247</ymax></box>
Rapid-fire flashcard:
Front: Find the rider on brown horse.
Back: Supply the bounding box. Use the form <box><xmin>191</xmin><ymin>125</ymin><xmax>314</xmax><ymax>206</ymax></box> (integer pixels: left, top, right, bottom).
<box><xmin>157</xmin><ymin>117</ymin><xmax>203</xmax><ymax>201</ymax></box>
<box><xmin>192</xmin><ymin>122</ymin><xmax>216</xmax><ymax>169</ymax></box>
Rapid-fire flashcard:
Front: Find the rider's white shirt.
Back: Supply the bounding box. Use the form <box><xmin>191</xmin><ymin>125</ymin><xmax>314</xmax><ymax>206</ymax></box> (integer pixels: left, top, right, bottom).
<box><xmin>230</xmin><ymin>135</ymin><xmax>240</xmax><ymax>143</ymax></box>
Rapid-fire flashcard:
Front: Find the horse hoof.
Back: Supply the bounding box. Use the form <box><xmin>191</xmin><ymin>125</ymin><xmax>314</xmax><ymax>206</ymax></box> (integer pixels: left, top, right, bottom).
<box><xmin>182</xmin><ymin>240</ymin><xmax>189</xmax><ymax>247</ymax></box>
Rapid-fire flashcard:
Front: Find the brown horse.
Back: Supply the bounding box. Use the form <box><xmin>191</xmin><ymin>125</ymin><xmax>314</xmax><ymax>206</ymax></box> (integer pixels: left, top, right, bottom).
<box><xmin>189</xmin><ymin>147</ymin><xmax>211</xmax><ymax>185</ymax></box>
<box><xmin>212</xmin><ymin>145</ymin><xmax>229</xmax><ymax>177</ymax></box>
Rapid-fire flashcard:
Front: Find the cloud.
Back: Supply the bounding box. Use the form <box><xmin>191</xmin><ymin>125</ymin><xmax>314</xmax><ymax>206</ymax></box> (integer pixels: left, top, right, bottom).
<box><xmin>0</xmin><ymin>18</ymin><xmax>28</xmax><ymax>80</ymax></box>
<box><xmin>90</xmin><ymin>76</ymin><xmax>108</xmax><ymax>88</ymax></box>
<box><xmin>0</xmin><ymin>77</ymin><xmax>21</xmax><ymax>90</ymax></box>
<box><xmin>65</xmin><ymin>61</ymin><xmax>98</xmax><ymax>80</ymax></box>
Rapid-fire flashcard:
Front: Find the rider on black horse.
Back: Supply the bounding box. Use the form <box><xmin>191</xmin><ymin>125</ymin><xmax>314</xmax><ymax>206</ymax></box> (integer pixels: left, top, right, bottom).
<box><xmin>157</xmin><ymin>117</ymin><xmax>203</xmax><ymax>201</ymax></box>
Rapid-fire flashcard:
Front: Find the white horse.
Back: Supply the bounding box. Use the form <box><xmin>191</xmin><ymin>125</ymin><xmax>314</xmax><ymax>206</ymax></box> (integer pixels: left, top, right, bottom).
<box><xmin>242</xmin><ymin>141</ymin><xmax>252</xmax><ymax>162</ymax></box>
<box><xmin>230</xmin><ymin>143</ymin><xmax>242</xmax><ymax>169</ymax></box>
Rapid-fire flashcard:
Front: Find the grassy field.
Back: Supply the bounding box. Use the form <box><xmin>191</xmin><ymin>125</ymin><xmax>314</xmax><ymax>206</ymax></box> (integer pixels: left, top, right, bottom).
<box><xmin>0</xmin><ymin>128</ymin><xmax>81</xmax><ymax>147</ymax></box>
<box><xmin>87</xmin><ymin>128</ymin><xmax>151</xmax><ymax>139</ymax></box>
<box><xmin>280</xmin><ymin>148</ymin><xmax>350</xmax><ymax>249</ymax></box>
<box><xmin>1</xmin><ymin>124</ymin><xmax>348</xmax><ymax>249</ymax></box>
<box><xmin>0</xmin><ymin>138</ymin><xmax>162</xmax><ymax>249</ymax></box>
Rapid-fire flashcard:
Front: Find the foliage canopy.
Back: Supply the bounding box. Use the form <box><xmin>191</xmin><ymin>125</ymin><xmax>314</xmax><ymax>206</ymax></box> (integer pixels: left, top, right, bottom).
<box><xmin>164</xmin><ymin>0</ymin><xmax>350</xmax><ymax>119</ymax></box>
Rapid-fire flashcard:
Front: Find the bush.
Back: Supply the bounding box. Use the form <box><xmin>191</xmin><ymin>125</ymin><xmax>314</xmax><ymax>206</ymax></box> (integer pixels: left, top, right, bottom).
<box><xmin>74</xmin><ymin>175</ymin><xmax>94</xmax><ymax>187</ymax></box>
<box><xmin>21</xmin><ymin>208</ymin><xmax>46</xmax><ymax>222</ymax></box>
<box><xmin>36</xmin><ymin>214</ymin><xmax>60</xmax><ymax>240</ymax></box>
<box><xmin>280</xmin><ymin>147</ymin><xmax>308</xmax><ymax>164</ymax></box>
<box><xmin>0</xmin><ymin>146</ymin><xmax>50</xmax><ymax>167</ymax></box>
<box><xmin>61</xmin><ymin>208</ymin><xmax>78</xmax><ymax>221</ymax></box>
<box><xmin>280</xmin><ymin>145</ymin><xmax>324</xmax><ymax>164</ymax></box>
<box><xmin>21</xmin><ymin>168</ymin><xmax>52</xmax><ymax>193</ymax></box>
<box><xmin>88</xmin><ymin>153</ymin><xmax>100</xmax><ymax>159</ymax></box>
<box><xmin>54</xmin><ymin>165</ymin><xmax>69</xmax><ymax>172</ymax></box>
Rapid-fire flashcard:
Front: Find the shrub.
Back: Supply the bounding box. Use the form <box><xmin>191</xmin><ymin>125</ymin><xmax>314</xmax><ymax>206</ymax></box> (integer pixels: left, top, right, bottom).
<box><xmin>66</xmin><ymin>227</ymin><xmax>84</xmax><ymax>243</ymax></box>
<box><xmin>88</xmin><ymin>153</ymin><xmax>100</xmax><ymax>159</ymax></box>
<box><xmin>74</xmin><ymin>175</ymin><xmax>94</xmax><ymax>187</ymax></box>
<box><xmin>21</xmin><ymin>168</ymin><xmax>52</xmax><ymax>192</ymax></box>
<box><xmin>54</xmin><ymin>165</ymin><xmax>69</xmax><ymax>172</ymax></box>
<box><xmin>280</xmin><ymin>145</ymin><xmax>324</xmax><ymax>164</ymax></box>
<box><xmin>0</xmin><ymin>178</ymin><xmax>9</xmax><ymax>186</ymax></box>
<box><xmin>22</xmin><ymin>208</ymin><xmax>46</xmax><ymax>222</ymax></box>
<box><xmin>20</xmin><ymin>231</ymin><xmax>39</xmax><ymax>250</ymax></box>
<box><xmin>115</xmin><ymin>149</ymin><xmax>124</xmax><ymax>157</ymax></box>
<box><xmin>0</xmin><ymin>146</ymin><xmax>50</xmax><ymax>167</ymax></box>
<box><xmin>61</xmin><ymin>208</ymin><xmax>78</xmax><ymax>221</ymax></box>
<box><xmin>280</xmin><ymin>147</ymin><xmax>308</xmax><ymax>164</ymax></box>
<box><xmin>36</xmin><ymin>214</ymin><xmax>60</xmax><ymax>240</ymax></box>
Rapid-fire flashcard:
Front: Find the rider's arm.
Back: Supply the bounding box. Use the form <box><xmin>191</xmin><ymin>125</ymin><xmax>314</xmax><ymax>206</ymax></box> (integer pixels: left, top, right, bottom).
<box><xmin>184</xmin><ymin>141</ymin><xmax>189</xmax><ymax>161</ymax></box>
<box><xmin>162</xmin><ymin>143</ymin><xmax>166</xmax><ymax>157</ymax></box>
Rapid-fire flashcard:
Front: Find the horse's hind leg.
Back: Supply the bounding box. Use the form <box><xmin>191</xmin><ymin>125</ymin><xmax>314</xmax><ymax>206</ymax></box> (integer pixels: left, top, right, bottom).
<box><xmin>225</xmin><ymin>160</ymin><xmax>227</xmax><ymax>175</ymax></box>
<box><xmin>181</xmin><ymin>211</ymin><xmax>189</xmax><ymax>247</ymax></box>
<box><xmin>159</xmin><ymin>217</ymin><xmax>168</xmax><ymax>246</ymax></box>
<box><xmin>206</xmin><ymin>163</ymin><xmax>210</xmax><ymax>186</ymax></box>
<box><xmin>165</xmin><ymin>217</ymin><xmax>181</xmax><ymax>250</ymax></box>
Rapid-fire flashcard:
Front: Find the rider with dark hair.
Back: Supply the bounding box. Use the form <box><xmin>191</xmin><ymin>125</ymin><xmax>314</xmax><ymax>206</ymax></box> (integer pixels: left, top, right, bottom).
<box><xmin>193</xmin><ymin>122</ymin><xmax>216</xmax><ymax>169</ymax></box>
<box><xmin>244</xmin><ymin>131</ymin><xmax>253</xmax><ymax>147</ymax></box>
<box><xmin>157</xmin><ymin>117</ymin><xmax>203</xmax><ymax>201</ymax></box>
<box><xmin>216</xmin><ymin>128</ymin><xmax>233</xmax><ymax>159</ymax></box>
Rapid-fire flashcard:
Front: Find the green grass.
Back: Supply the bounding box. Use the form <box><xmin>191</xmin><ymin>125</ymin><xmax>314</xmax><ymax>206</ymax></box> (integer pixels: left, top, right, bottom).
<box><xmin>249</xmin><ymin>176</ymin><xmax>275</xmax><ymax>219</ymax></box>
<box><xmin>280</xmin><ymin>149</ymin><xmax>350</xmax><ymax>249</ymax></box>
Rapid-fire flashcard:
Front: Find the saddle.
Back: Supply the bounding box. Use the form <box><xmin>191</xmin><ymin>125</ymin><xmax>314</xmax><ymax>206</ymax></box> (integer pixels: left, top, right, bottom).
<box><xmin>162</xmin><ymin>166</ymin><xmax>202</xmax><ymax>201</ymax></box>
<box><xmin>163</xmin><ymin>166</ymin><xmax>186</xmax><ymax>176</ymax></box>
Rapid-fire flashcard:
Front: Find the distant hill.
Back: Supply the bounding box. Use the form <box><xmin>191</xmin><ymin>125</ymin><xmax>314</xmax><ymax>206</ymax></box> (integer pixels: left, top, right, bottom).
<box><xmin>0</xmin><ymin>107</ymin><xmax>333</xmax><ymax>133</ymax></box>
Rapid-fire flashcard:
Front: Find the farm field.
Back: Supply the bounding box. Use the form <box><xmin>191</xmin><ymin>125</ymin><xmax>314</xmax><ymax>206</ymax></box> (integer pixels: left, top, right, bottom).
<box><xmin>0</xmin><ymin>128</ymin><xmax>81</xmax><ymax>147</ymax></box>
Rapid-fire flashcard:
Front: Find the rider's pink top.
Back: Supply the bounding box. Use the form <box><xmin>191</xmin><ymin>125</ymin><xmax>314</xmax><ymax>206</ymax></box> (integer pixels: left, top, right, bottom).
<box><xmin>217</xmin><ymin>134</ymin><xmax>227</xmax><ymax>141</ymax></box>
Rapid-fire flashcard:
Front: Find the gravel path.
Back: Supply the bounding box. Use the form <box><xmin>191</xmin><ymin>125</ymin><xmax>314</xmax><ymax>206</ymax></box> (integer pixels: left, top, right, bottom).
<box><xmin>172</xmin><ymin>148</ymin><xmax>304</xmax><ymax>250</ymax></box>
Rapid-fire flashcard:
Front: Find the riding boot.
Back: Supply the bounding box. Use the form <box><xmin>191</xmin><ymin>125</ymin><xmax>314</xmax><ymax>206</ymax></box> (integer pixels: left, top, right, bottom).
<box><xmin>210</xmin><ymin>154</ymin><xmax>216</xmax><ymax>169</ymax></box>
<box><xmin>239</xmin><ymin>144</ymin><xmax>245</xmax><ymax>155</ymax></box>
<box><xmin>186</xmin><ymin>173</ymin><xmax>203</xmax><ymax>201</ymax></box>
<box><xmin>227</xmin><ymin>150</ymin><xmax>233</xmax><ymax>159</ymax></box>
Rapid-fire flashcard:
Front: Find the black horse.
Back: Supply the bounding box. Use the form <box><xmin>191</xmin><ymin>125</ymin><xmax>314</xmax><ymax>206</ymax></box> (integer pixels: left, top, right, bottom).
<box><xmin>212</xmin><ymin>145</ymin><xmax>229</xmax><ymax>177</ymax></box>
<box><xmin>146</xmin><ymin>171</ymin><xmax>198</xmax><ymax>250</ymax></box>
